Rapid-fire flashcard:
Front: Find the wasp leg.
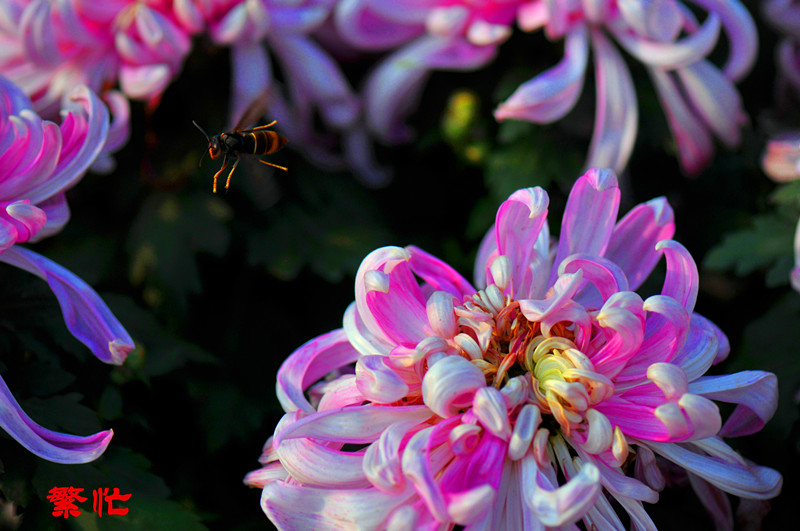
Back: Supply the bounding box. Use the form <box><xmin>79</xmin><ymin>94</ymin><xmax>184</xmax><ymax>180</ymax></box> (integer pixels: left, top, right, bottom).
<box><xmin>258</xmin><ymin>159</ymin><xmax>288</xmax><ymax>171</ymax></box>
<box><xmin>212</xmin><ymin>155</ymin><xmax>229</xmax><ymax>194</ymax></box>
<box><xmin>225</xmin><ymin>157</ymin><xmax>241</xmax><ymax>190</ymax></box>
<box><xmin>248</xmin><ymin>120</ymin><xmax>278</xmax><ymax>131</ymax></box>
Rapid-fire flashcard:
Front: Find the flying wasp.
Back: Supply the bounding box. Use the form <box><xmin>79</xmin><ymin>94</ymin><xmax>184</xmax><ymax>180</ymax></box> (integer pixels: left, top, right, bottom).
<box><xmin>193</xmin><ymin>95</ymin><xmax>288</xmax><ymax>193</ymax></box>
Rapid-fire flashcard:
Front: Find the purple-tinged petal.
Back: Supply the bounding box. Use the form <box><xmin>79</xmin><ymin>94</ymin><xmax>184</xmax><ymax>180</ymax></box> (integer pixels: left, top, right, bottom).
<box><xmin>335</xmin><ymin>0</ymin><xmax>423</xmax><ymax>49</ymax></box>
<box><xmin>644</xmin><ymin>440</ymin><xmax>782</xmax><ymax>499</ymax></box>
<box><xmin>494</xmin><ymin>26</ymin><xmax>588</xmax><ymax>123</ymax></box>
<box><xmin>277</xmin><ymin>405</ymin><xmax>430</xmax><ymax>447</ymax></box>
<box><xmin>649</xmin><ymin>67</ymin><xmax>714</xmax><ymax>174</ymax></box>
<box><xmin>691</xmin><ymin>371</ymin><xmax>777</xmax><ymax>437</ymax></box>
<box><xmin>20</xmin><ymin>0</ymin><xmax>61</xmax><ymax>66</ymax></box>
<box><xmin>552</xmin><ymin>168</ymin><xmax>620</xmax><ymax>281</ymax></box>
<box><xmin>472</xmin><ymin>386</ymin><xmax>512</xmax><ymax>440</ymax></box>
<box><xmin>119</xmin><ymin>64</ymin><xmax>171</xmax><ymax>100</ymax></box>
<box><xmin>578</xmin><ymin>451</ymin><xmax>659</xmax><ymax>502</ymax></box>
<box><xmin>0</xmin><ymin>246</ymin><xmax>132</xmax><ymax>364</ymax></box>
<box><xmin>609</xmin><ymin>13</ymin><xmax>720</xmax><ymax>68</ymax></box>
<box><xmin>0</xmin><ymin>372</ymin><xmax>111</xmax><ymax>463</ymax></box>
<box><xmin>508</xmin><ymin>404</ymin><xmax>541</xmax><ymax>461</ymax></box>
<box><xmin>261</xmin><ymin>479</ymin><xmax>413</xmax><ymax>529</ymax></box>
<box><xmin>356</xmin><ymin>355</ymin><xmax>410</xmax><ymax>403</ymax></box>
<box><xmin>687</xmin><ymin>473</ymin><xmax>733</xmax><ymax>530</ymax></box>
<box><xmin>276</xmin><ymin>435</ymin><xmax>370</xmax><ymax>488</ymax></box>
<box><xmin>407</xmin><ymin>245</ymin><xmax>476</xmax><ymax>298</ymax></box>
<box><xmin>0</xmin><ymin>199</ymin><xmax>45</xmax><ymax>245</ymax></box>
<box><xmin>25</xmin><ymin>85</ymin><xmax>109</xmax><ymax>204</ymax></box>
<box><xmin>422</xmin><ymin>355</ymin><xmax>485</xmax><ymax>418</ymax></box>
<box><xmin>596</xmin><ymin>398</ymin><xmax>670</xmax><ymax>441</ymax></box>
<box><xmin>522</xmin><ymin>455</ymin><xmax>601</xmax><ymax>526</ymax></box>
<box><xmin>364</xmin><ymin>35</ymin><xmax>496</xmax><ymax>143</ymax></box>
<box><xmin>276</xmin><ymin>329</ymin><xmax>360</xmax><ymax>414</ymax></box>
<box><xmin>270</xmin><ymin>35</ymin><xmax>359</xmax><ymax>129</ymax></box>
<box><xmin>670</xmin><ymin>313</ymin><xmax>719</xmax><ymax>381</ymax></box>
<box><xmin>229</xmin><ymin>42</ymin><xmax>272</xmax><ymax>131</ymax></box>
<box><xmin>494</xmin><ymin>187</ymin><xmax>549</xmax><ymax>297</ymax></box>
<box><xmin>617</xmin><ymin>0</ymin><xmax>683</xmax><ymax>42</ymax></box>
<box><xmin>363</xmin><ymin>422</ymin><xmax>413</xmax><ymax>494</ymax></box>
<box><xmin>585</xmin><ymin>29</ymin><xmax>638</xmax><ymax>173</ymax></box>
<box><xmin>676</xmin><ymin>60</ymin><xmax>746</xmax><ymax>148</ymax></box>
<box><xmin>558</xmin><ymin>254</ymin><xmax>629</xmax><ymax>303</ymax></box>
<box><xmin>173</xmin><ymin>0</ymin><xmax>205</xmax><ymax>33</ymax></box>
<box><xmin>269</xmin><ymin>4</ymin><xmax>329</xmax><ymax>34</ymax></box>
<box><xmin>656</xmin><ymin>240</ymin><xmax>698</xmax><ymax>312</ymax></box>
<box><xmin>605</xmin><ymin>197</ymin><xmax>675</xmax><ymax>290</ymax></box>
<box><xmin>342</xmin><ymin>125</ymin><xmax>392</xmax><ymax>187</ymax></box>
<box><xmin>690</xmin><ymin>0</ymin><xmax>757</xmax><ymax>81</ymax></box>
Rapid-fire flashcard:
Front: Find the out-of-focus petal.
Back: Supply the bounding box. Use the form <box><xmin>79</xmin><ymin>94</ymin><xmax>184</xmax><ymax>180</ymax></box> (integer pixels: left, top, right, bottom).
<box><xmin>690</xmin><ymin>0</ymin><xmax>757</xmax><ymax>81</ymax></box>
<box><xmin>335</xmin><ymin>0</ymin><xmax>423</xmax><ymax>49</ymax></box>
<box><xmin>364</xmin><ymin>35</ymin><xmax>496</xmax><ymax>143</ymax></box>
<box><xmin>585</xmin><ymin>29</ymin><xmax>637</xmax><ymax>174</ymax></box>
<box><xmin>0</xmin><ymin>246</ymin><xmax>133</xmax><ymax>365</ymax></box>
<box><xmin>494</xmin><ymin>26</ymin><xmax>588</xmax><ymax>123</ymax></box>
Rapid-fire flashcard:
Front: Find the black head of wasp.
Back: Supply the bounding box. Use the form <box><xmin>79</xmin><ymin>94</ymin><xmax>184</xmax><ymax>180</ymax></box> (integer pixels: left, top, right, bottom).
<box><xmin>193</xmin><ymin>92</ymin><xmax>288</xmax><ymax>193</ymax></box>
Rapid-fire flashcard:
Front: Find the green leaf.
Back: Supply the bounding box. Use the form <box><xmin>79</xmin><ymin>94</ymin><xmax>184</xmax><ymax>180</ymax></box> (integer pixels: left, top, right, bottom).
<box><xmin>770</xmin><ymin>180</ymin><xmax>800</xmax><ymax>208</ymax></box>
<box><xmin>703</xmin><ymin>214</ymin><xmax>795</xmax><ymax>281</ymax></box>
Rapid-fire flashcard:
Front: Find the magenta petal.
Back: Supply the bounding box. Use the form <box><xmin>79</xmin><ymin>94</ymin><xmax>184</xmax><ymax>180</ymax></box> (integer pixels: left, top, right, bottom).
<box><xmin>25</xmin><ymin>85</ymin><xmax>109</xmax><ymax>204</ymax></box>
<box><xmin>558</xmin><ymin>254</ymin><xmax>629</xmax><ymax>303</ymax></box>
<box><xmin>595</xmin><ymin>398</ymin><xmax>670</xmax><ymax>441</ymax></box>
<box><xmin>605</xmin><ymin>197</ymin><xmax>675</xmax><ymax>290</ymax></box>
<box><xmin>0</xmin><ymin>373</ymin><xmax>112</xmax><ymax>463</ymax></box>
<box><xmin>552</xmin><ymin>168</ymin><xmax>620</xmax><ymax>281</ymax></box>
<box><xmin>690</xmin><ymin>371</ymin><xmax>778</xmax><ymax>437</ymax></box>
<box><xmin>335</xmin><ymin>0</ymin><xmax>423</xmax><ymax>49</ymax></box>
<box><xmin>494</xmin><ymin>26</ymin><xmax>588</xmax><ymax>123</ymax></box>
<box><xmin>407</xmin><ymin>245</ymin><xmax>475</xmax><ymax>298</ymax></box>
<box><xmin>0</xmin><ymin>246</ymin><xmax>133</xmax><ymax>365</ymax></box>
<box><xmin>586</xmin><ymin>29</ymin><xmax>637</xmax><ymax>173</ymax></box>
<box><xmin>657</xmin><ymin>240</ymin><xmax>699</xmax><ymax>312</ymax></box>
<box><xmin>276</xmin><ymin>329</ymin><xmax>360</xmax><ymax>414</ymax></box>
<box><xmin>494</xmin><ymin>187</ymin><xmax>549</xmax><ymax>297</ymax></box>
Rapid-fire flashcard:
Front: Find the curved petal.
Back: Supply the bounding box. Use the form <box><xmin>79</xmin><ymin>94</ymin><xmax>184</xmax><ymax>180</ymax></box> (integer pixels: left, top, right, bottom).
<box><xmin>25</xmin><ymin>85</ymin><xmax>109</xmax><ymax>204</ymax></box>
<box><xmin>585</xmin><ymin>29</ymin><xmax>638</xmax><ymax>174</ymax></box>
<box><xmin>609</xmin><ymin>13</ymin><xmax>720</xmax><ymax>69</ymax></box>
<box><xmin>335</xmin><ymin>0</ymin><xmax>423</xmax><ymax>49</ymax></box>
<box><xmin>656</xmin><ymin>240</ymin><xmax>698</xmax><ymax>312</ymax></box>
<box><xmin>690</xmin><ymin>0</ymin><xmax>757</xmax><ymax>81</ymax></box>
<box><xmin>605</xmin><ymin>197</ymin><xmax>675</xmax><ymax>290</ymax></box>
<box><xmin>422</xmin><ymin>355</ymin><xmax>485</xmax><ymax>418</ymax></box>
<box><xmin>0</xmin><ymin>246</ymin><xmax>133</xmax><ymax>365</ymax></box>
<box><xmin>275</xmin><ymin>328</ymin><xmax>361</xmax><ymax>414</ymax></box>
<box><xmin>407</xmin><ymin>245</ymin><xmax>475</xmax><ymax>299</ymax></box>
<box><xmin>522</xmin><ymin>456</ymin><xmax>601</xmax><ymax>526</ymax></box>
<box><xmin>364</xmin><ymin>35</ymin><xmax>496</xmax><ymax>143</ymax></box>
<box><xmin>494</xmin><ymin>26</ymin><xmax>588</xmax><ymax>123</ymax></box>
<box><xmin>0</xmin><ymin>373</ymin><xmax>112</xmax><ymax>463</ymax></box>
<box><xmin>645</xmin><ymin>440</ymin><xmax>782</xmax><ymax>499</ymax></box>
<box><xmin>261</xmin><ymin>480</ymin><xmax>413</xmax><ymax>529</ymax></box>
<box><xmin>552</xmin><ymin>168</ymin><xmax>620</xmax><ymax>283</ymax></box>
<box><xmin>493</xmin><ymin>187</ymin><xmax>549</xmax><ymax>297</ymax></box>
<box><xmin>676</xmin><ymin>60</ymin><xmax>746</xmax><ymax>148</ymax></box>
<box><xmin>648</xmin><ymin>67</ymin><xmax>714</xmax><ymax>174</ymax></box>
<box><xmin>690</xmin><ymin>371</ymin><xmax>778</xmax><ymax>437</ymax></box>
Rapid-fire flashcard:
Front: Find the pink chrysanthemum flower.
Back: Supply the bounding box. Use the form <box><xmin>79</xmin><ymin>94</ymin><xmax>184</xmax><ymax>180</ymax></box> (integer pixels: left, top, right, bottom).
<box><xmin>335</xmin><ymin>0</ymin><xmax>755</xmax><ymax>174</ymax></box>
<box><xmin>0</xmin><ymin>75</ymin><xmax>133</xmax><ymax>463</ymax></box>
<box><xmin>246</xmin><ymin>169</ymin><xmax>781</xmax><ymax>529</ymax></box>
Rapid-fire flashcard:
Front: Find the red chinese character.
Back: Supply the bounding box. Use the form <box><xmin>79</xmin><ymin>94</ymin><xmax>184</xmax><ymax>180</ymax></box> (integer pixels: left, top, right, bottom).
<box><xmin>92</xmin><ymin>488</ymin><xmax>131</xmax><ymax>517</ymax></box>
<box><xmin>46</xmin><ymin>486</ymin><xmax>87</xmax><ymax>518</ymax></box>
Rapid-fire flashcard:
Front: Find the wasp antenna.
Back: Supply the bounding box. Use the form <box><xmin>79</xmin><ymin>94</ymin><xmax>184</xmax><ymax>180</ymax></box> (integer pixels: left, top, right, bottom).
<box><xmin>192</xmin><ymin>120</ymin><xmax>211</xmax><ymax>142</ymax></box>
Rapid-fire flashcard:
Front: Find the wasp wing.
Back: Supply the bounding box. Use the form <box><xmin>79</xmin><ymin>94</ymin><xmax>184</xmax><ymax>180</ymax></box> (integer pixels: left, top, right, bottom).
<box><xmin>233</xmin><ymin>89</ymin><xmax>273</xmax><ymax>132</ymax></box>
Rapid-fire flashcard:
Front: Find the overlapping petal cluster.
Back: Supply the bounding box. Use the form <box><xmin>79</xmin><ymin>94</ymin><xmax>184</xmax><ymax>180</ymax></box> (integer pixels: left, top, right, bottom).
<box><xmin>0</xmin><ymin>75</ymin><xmax>133</xmax><ymax>463</ymax></box>
<box><xmin>335</xmin><ymin>0</ymin><xmax>756</xmax><ymax>175</ymax></box>
<box><xmin>246</xmin><ymin>169</ymin><xmax>781</xmax><ymax>529</ymax></box>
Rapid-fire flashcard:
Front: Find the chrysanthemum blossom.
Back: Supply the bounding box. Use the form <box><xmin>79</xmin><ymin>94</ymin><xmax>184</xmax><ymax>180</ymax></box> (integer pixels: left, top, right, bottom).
<box><xmin>246</xmin><ymin>169</ymin><xmax>781</xmax><ymax>529</ymax></box>
<box><xmin>335</xmin><ymin>0</ymin><xmax>755</xmax><ymax>175</ymax></box>
<box><xmin>761</xmin><ymin>133</ymin><xmax>800</xmax><ymax>292</ymax></box>
<box><xmin>0</xmin><ymin>75</ymin><xmax>134</xmax><ymax>463</ymax></box>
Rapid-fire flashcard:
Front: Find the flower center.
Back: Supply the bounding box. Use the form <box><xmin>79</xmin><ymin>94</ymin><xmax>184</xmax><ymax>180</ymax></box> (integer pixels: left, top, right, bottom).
<box><xmin>453</xmin><ymin>284</ymin><xmax>614</xmax><ymax>436</ymax></box>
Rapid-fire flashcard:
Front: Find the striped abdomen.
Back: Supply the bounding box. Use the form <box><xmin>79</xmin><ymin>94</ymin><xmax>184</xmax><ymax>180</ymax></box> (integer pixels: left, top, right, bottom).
<box><xmin>241</xmin><ymin>130</ymin><xmax>288</xmax><ymax>156</ymax></box>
